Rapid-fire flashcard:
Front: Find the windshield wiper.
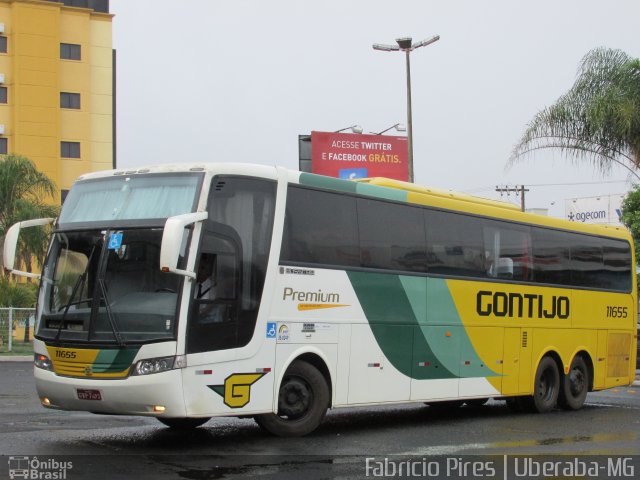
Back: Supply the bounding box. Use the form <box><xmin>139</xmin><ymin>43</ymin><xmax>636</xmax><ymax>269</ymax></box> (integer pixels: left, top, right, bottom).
<box><xmin>55</xmin><ymin>245</ymin><xmax>97</xmax><ymax>342</ymax></box>
<box><xmin>98</xmin><ymin>279</ymin><xmax>125</xmax><ymax>347</ymax></box>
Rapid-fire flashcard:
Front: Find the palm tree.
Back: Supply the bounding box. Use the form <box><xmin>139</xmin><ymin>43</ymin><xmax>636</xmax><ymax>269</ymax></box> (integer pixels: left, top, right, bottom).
<box><xmin>0</xmin><ymin>154</ymin><xmax>58</xmax><ymax>271</ymax></box>
<box><xmin>0</xmin><ymin>154</ymin><xmax>58</xmax><ymax>341</ymax></box>
<box><xmin>509</xmin><ymin>48</ymin><xmax>640</xmax><ymax>177</ymax></box>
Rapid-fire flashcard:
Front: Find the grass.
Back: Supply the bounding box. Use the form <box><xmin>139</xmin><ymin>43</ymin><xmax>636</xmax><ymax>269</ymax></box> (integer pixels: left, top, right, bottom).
<box><xmin>0</xmin><ymin>340</ymin><xmax>34</xmax><ymax>356</ymax></box>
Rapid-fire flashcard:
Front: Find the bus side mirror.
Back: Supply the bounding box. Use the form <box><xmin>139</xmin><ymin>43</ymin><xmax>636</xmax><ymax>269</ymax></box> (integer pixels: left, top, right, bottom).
<box><xmin>3</xmin><ymin>217</ymin><xmax>56</xmax><ymax>279</ymax></box>
<box><xmin>160</xmin><ymin>212</ymin><xmax>208</xmax><ymax>279</ymax></box>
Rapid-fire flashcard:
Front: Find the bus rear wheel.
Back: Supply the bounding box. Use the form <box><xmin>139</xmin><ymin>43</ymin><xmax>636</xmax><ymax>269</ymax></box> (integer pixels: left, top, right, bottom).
<box><xmin>558</xmin><ymin>355</ymin><xmax>589</xmax><ymax>410</ymax></box>
<box><xmin>157</xmin><ymin>417</ymin><xmax>210</xmax><ymax>429</ymax></box>
<box><xmin>254</xmin><ymin>360</ymin><xmax>329</xmax><ymax>437</ymax></box>
<box><xmin>527</xmin><ymin>356</ymin><xmax>560</xmax><ymax>413</ymax></box>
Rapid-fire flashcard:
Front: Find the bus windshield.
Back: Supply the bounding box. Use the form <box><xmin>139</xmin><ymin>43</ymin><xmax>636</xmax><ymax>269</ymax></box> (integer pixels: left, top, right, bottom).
<box><xmin>37</xmin><ymin>228</ymin><xmax>184</xmax><ymax>344</ymax></box>
<box><xmin>59</xmin><ymin>173</ymin><xmax>203</xmax><ymax>227</ymax></box>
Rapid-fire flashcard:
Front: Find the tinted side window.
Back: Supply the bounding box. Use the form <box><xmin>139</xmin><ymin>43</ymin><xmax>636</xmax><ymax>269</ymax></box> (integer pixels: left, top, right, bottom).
<box><xmin>483</xmin><ymin>221</ymin><xmax>533</xmax><ymax>281</ymax></box>
<box><xmin>358</xmin><ymin>198</ymin><xmax>427</xmax><ymax>272</ymax></box>
<box><xmin>532</xmin><ymin>228</ymin><xmax>571</xmax><ymax>285</ymax></box>
<box><xmin>601</xmin><ymin>238</ymin><xmax>632</xmax><ymax>291</ymax></box>
<box><xmin>569</xmin><ymin>234</ymin><xmax>603</xmax><ymax>288</ymax></box>
<box><xmin>187</xmin><ymin>177</ymin><xmax>276</xmax><ymax>354</ymax></box>
<box><xmin>425</xmin><ymin>210</ymin><xmax>485</xmax><ymax>277</ymax></box>
<box><xmin>282</xmin><ymin>187</ymin><xmax>359</xmax><ymax>267</ymax></box>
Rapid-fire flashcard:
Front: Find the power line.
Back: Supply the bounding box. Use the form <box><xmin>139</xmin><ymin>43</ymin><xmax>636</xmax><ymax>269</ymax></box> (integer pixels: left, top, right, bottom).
<box><xmin>495</xmin><ymin>185</ymin><xmax>529</xmax><ymax>212</ymax></box>
<box><xmin>466</xmin><ymin>179</ymin><xmax>628</xmax><ymax>194</ymax></box>
<box><xmin>527</xmin><ymin>180</ymin><xmax>629</xmax><ymax>187</ymax></box>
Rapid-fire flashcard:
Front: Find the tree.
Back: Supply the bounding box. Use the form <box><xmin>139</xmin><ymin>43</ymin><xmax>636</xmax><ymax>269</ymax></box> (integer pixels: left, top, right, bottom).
<box><xmin>621</xmin><ymin>185</ymin><xmax>640</xmax><ymax>265</ymax></box>
<box><xmin>0</xmin><ymin>277</ymin><xmax>37</xmax><ymax>308</ymax></box>
<box><xmin>509</xmin><ymin>48</ymin><xmax>640</xmax><ymax>177</ymax></box>
<box><xmin>0</xmin><ymin>154</ymin><xmax>58</xmax><ymax>275</ymax></box>
<box><xmin>0</xmin><ymin>154</ymin><xmax>59</xmax><ymax>341</ymax></box>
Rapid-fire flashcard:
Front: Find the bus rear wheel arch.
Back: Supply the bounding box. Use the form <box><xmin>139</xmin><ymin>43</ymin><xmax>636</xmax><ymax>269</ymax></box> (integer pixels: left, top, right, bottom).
<box><xmin>254</xmin><ymin>360</ymin><xmax>329</xmax><ymax>437</ymax></box>
<box><xmin>558</xmin><ymin>354</ymin><xmax>590</xmax><ymax>410</ymax></box>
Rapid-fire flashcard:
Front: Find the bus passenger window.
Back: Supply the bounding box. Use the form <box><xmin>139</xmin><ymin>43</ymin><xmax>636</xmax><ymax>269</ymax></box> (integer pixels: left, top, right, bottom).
<box><xmin>482</xmin><ymin>222</ymin><xmax>532</xmax><ymax>282</ymax></box>
<box><xmin>425</xmin><ymin>210</ymin><xmax>485</xmax><ymax>278</ymax></box>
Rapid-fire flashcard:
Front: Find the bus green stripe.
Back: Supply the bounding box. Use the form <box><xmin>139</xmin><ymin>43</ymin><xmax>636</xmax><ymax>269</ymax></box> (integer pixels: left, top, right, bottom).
<box><xmin>347</xmin><ymin>271</ymin><xmax>457</xmax><ymax>379</ymax></box>
<box><xmin>348</xmin><ymin>271</ymin><xmax>499</xmax><ymax>379</ymax></box>
<box><xmin>93</xmin><ymin>348</ymin><xmax>139</xmax><ymax>373</ymax></box>
<box><xmin>298</xmin><ymin>173</ymin><xmax>408</xmax><ymax>202</ymax></box>
<box><xmin>355</xmin><ymin>183</ymin><xmax>408</xmax><ymax>202</ymax></box>
<box><xmin>299</xmin><ymin>173</ymin><xmax>357</xmax><ymax>193</ymax></box>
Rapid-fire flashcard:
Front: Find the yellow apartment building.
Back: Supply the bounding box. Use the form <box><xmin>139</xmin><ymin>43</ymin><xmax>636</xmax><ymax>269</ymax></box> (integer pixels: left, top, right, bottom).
<box><xmin>0</xmin><ymin>0</ymin><xmax>114</xmax><ymax>203</ymax></box>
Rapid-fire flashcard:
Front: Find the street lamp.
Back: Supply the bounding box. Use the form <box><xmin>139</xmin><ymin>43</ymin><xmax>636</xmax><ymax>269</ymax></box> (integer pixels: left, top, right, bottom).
<box><xmin>371</xmin><ymin>123</ymin><xmax>406</xmax><ymax>135</ymax></box>
<box><xmin>334</xmin><ymin>124</ymin><xmax>363</xmax><ymax>134</ymax></box>
<box><xmin>373</xmin><ymin>35</ymin><xmax>440</xmax><ymax>182</ymax></box>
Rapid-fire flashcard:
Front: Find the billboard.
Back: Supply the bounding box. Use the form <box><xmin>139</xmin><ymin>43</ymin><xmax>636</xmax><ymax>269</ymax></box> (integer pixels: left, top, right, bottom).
<box><xmin>310</xmin><ymin>131</ymin><xmax>409</xmax><ymax>181</ymax></box>
<box><xmin>564</xmin><ymin>194</ymin><xmax>624</xmax><ymax>226</ymax></box>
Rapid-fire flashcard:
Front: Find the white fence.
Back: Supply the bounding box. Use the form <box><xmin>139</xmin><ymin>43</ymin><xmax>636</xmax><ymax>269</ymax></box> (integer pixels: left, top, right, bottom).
<box><xmin>0</xmin><ymin>308</ymin><xmax>36</xmax><ymax>352</ymax></box>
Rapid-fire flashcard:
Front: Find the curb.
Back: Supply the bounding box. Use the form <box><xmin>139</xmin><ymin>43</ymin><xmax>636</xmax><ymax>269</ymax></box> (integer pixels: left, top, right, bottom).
<box><xmin>0</xmin><ymin>355</ymin><xmax>32</xmax><ymax>362</ymax></box>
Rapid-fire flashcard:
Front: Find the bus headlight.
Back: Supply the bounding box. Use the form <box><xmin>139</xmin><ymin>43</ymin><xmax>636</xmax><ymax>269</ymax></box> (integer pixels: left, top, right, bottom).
<box><xmin>34</xmin><ymin>353</ymin><xmax>53</xmax><ymax>371</ymax></box>
<box><xmin>132</xmin><ymin>355</ymin><xmax>186</xmax><ymax>376</ymax></box>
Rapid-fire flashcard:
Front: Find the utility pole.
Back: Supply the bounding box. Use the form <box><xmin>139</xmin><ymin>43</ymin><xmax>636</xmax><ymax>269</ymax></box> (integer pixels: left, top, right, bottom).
<box><xmin>495</xmin><ymin>185</ymin><xmax>529</xmax><ymax>212</ymax></box>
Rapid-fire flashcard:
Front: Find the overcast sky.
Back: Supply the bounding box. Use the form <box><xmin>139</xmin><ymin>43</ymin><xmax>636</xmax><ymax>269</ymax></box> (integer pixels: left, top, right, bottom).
<box><xmin>110</xmin><ymin>0</ymin><xmax>640</xmax><ymax>217</ymax></box>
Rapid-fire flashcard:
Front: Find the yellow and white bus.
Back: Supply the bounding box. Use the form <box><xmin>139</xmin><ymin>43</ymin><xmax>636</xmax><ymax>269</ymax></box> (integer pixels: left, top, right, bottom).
<box><xmin>4</xmin><ymin>163</ymin><xmax>637</xmax><ymax>436</ymax></box>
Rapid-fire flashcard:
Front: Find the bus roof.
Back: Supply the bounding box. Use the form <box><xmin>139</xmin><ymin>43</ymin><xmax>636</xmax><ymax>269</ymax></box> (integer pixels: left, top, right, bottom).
<box><xmin>357</xmin><ymin>177</ymin><xmax>521</xmax><ymax>212</ymax></box>
<box><xmin>72</xmin><ymin>163</ymin><xmax>631</xmax><ymax>242</ymax></box>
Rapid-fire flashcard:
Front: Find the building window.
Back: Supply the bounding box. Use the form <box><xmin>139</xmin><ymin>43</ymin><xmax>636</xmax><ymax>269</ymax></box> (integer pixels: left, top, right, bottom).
<box><xmin>0</xmin><ymin>138</ymin><xmax>7</xmax><ymax>154</ymax></box>
<box><xmin>61</xmin><ymin>189</ymin><xmax>70</xmax><ymax>205</ymax></box>
<box><xmin>60</xmin><ymin>43</ymin><xmax>81</xmax><ymax>60</ymax></box>
<box><xmin>0</xmin><ymin>36</ymin><xmax>6</xmax><ymax>54</ymax></box>
<box><xmin>60</xmin><ymin>92</ymin><xmax>81</xmax><ymax>109</ymax></box>
<box><xmin>61</xmin><ymin>141</ymin><xmax>80</xmax><ymax>158</ymax></box>
<box><xmin>0</xmin><ymin>87</ymin><xmax>6</xmax><ymax>104</ymax></box>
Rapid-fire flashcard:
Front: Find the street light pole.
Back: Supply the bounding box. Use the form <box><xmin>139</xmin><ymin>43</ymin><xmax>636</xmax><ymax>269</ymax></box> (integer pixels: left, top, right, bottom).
<box><xmin>373</xmin><ymin>35</ymin><xmax>440</xmax><ymax>183</ymax></box>
<box><xmin>404</xmin><ymin>44</ymin><xmax>414</xmax><ymax>183</ymax></box>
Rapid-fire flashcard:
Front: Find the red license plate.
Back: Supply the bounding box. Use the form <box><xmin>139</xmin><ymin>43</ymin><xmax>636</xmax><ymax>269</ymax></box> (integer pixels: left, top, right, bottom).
<box><xmin>77</xmin><ymin>389</ymin><xmax>102</xmax><ymax>401</ymax></box>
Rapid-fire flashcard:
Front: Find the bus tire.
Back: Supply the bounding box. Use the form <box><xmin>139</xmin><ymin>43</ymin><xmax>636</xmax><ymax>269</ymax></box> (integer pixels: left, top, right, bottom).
<box><xmin>254</xmin><ymin>360</ymin><xmax>329</xmax><ymax>437</ymax></box>
<box><xmin>157</xmin><ymin>417</ymin><xmax>210</xmax><ymax>429</ymax></box>
<box><xmin>558</xmin><ymin>355</ymin><xmax>589</xmax><ymax>410</ymax></box>
<box><xmin>530</xmin><ymin>356</ymin><xmax>560</xmax><ymax>413</ymax></box>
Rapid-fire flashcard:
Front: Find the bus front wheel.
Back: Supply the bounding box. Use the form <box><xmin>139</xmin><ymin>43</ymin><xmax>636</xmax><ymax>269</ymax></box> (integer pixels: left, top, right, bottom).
<box><xmin>254</xmin><ymin>360</ymin><xmax>329</xmax><ymax>437</ymax></box>
<box><xmin>558</xmin><ymin>355</ymin><xmax>589</xmax><ymax>410</ymax></box>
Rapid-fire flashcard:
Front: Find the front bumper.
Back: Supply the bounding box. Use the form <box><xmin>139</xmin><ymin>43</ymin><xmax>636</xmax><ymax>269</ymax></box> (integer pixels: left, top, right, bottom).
<box><xmin>34</xmin><ymin>366</ymin><xmax>189</xmax><ymax>417</ymax></box>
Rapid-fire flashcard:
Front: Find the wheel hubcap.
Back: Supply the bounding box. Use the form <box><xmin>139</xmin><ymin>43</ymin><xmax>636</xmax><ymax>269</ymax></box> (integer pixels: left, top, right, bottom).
<box><xmin>569</xmin><ymin>368</ymin><xmax>585</xmax><ymax>396</ymax></box>
<box><xmin>278</xmin><ymin>377</ymin><xmax>312</xmax><ymax>419</ymax></box>
<box><xmin>538</xmin><ymin>368</ymin><xmax>554</xmax><ymax>401</ymax></box>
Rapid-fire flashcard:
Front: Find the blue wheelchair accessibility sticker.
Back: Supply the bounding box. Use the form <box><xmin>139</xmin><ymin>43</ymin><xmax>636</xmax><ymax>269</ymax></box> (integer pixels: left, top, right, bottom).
<box><xmin>266</xmin><ymin>322</ymin><xmax>277</xmax><ymax>339</ymax></box>
<box><xmin>108</xmin><ymin>232</ymin><xmax>123</xmax><ymax>250</ymax></box>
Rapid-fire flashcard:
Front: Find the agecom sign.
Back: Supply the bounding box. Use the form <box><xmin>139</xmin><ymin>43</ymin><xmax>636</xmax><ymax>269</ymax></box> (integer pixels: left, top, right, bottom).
<box><xmin>311</xmin><ymin>131</ymin><xmax>409</xmax><ymax>181</ymax></box>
